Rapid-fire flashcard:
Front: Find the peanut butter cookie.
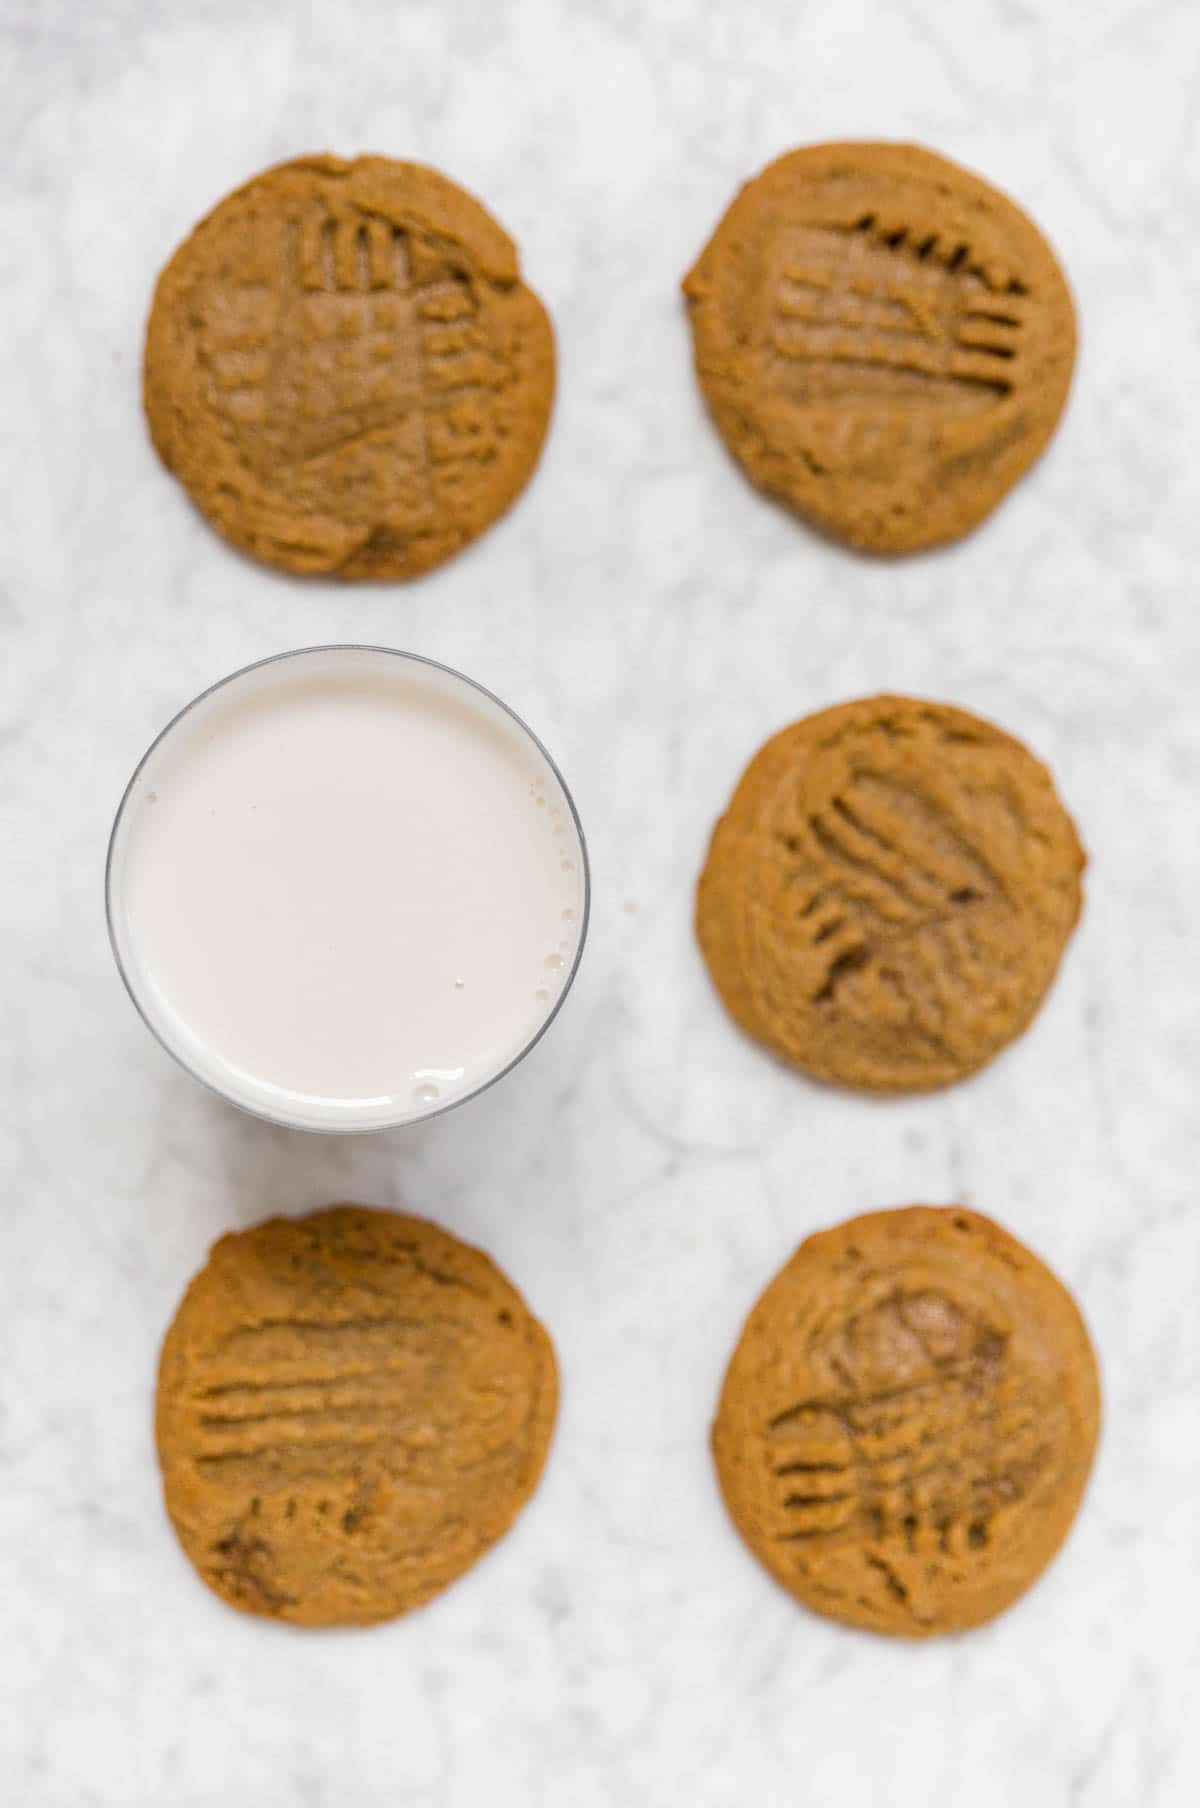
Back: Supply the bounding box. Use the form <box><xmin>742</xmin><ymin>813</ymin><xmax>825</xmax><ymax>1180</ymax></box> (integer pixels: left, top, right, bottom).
<box><xmin>156</xmin><ymin>1206</ymin><xmax>558</xmax><ymax>1626</ymax></box>
<box><xmin>144</xmin><ymin>155</ymin><xmax>555</xmax><ymax>577</ymax></box>
<box><xmin>713</xmin><ymin>1206</ymin><xmax>1100</xmax><ymax>1636</ymax></box>
<box><xmin>683</xmin><ymin>142</ymin><xmax>1075</xmax><ymax>552</ymax></box>
<box><xmin>696</xmin><ymin>696</ymin><xmax>1084</xmax><ymax>1093</ymax></box>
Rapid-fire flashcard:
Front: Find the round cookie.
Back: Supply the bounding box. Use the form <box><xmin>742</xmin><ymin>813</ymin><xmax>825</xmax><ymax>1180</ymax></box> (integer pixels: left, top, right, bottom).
<box><xmin>712</xmin><ymin>1206</ymin><xmax>1100</xmax><ymax>1637</ymax></box>
<box><xmin>683</xmin><ymin>141</ymin><xmax>1076</xmax><ymax>553</ymax></box>
<box><xmin>155</xmin><ymin>1205</ymin><xmax>558</xmax><ymax>1626</ymax></box>
<box><xmin>696</xmin><ymin>695</ymin><xmax>1084</xmax><ymax>1093</ymax></box>
<box><xmin>144</xmin><ymin>155</ymin><xmax>555</xmax><ymax>578</ymax></box>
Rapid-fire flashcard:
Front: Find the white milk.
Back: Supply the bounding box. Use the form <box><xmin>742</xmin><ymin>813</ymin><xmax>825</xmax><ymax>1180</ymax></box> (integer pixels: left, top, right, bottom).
<box><xmin>106</xmin><ymin>648</ymin><xmax>588</xmax><ymax>1130</ymax></box>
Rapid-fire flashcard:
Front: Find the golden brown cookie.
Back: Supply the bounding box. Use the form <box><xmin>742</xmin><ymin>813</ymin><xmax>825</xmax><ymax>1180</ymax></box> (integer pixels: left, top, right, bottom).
<box><xmin>683</xmin><ymin>142</ymin><xmax>1075</xmax><ymax>552</ymax></box>
<box><xmin>155</xmin><ymin>1205</ymin><xmax>558</xmax><ymax>1626</ymax></box>
<box><xmin>713</xmin><ymin>1206</ymin><xmax>1100</xmax><ymax>1637</ymax></box>
<box><xmin>144</xmin><ymin>155</ymin><xmax>555</xmax><ymax>578</ymax></box>
<box><xmin>696</xmin><ymin>696</ymin><xmax>1084</xmax><ymax>1093</ymax></box>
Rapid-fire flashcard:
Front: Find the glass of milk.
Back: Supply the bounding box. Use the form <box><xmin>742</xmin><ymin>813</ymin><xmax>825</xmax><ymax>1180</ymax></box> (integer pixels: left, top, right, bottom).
<box><xmin>105</xmin><ymin>646</ymin><xmax>589</xmax><ymax>1132</ymax></box>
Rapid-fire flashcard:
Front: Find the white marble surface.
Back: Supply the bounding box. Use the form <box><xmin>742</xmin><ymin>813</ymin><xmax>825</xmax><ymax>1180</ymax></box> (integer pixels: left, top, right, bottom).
<box><xmin>4</xmin><ymin>1</ymin><xmax>1200</xmax><ymax>1802</ymax></box>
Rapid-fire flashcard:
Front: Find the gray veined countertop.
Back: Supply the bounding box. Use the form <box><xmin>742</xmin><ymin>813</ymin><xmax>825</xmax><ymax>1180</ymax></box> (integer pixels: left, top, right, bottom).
<box><xmin>4</xmin><ymin>0</ymin><xmax>1200</xmax><ymax>1803</ymax></box>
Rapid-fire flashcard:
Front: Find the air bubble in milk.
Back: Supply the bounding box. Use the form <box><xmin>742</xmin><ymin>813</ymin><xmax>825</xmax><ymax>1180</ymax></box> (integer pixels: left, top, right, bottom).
<box><xmin>562</xmin><ymin>908</ymin><xmax>575</xmax><ymax>923</ymax></box>
<box><xmin>535</xmin><ymin>987</ymin><xmax>551</xmax><ymax>1006</ymax></box>
<box><xmin>544</xmin><ymin>952</ymin><xmax>564</xmax><ymax>973</ymax></box>
<box><xmin>413</xmin><ymin>1080</ymin><xmax>440</xmax><ymax>1105</ymax></box>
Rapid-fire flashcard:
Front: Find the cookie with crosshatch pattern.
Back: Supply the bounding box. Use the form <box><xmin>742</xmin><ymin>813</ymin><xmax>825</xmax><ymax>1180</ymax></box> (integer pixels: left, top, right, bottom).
<box><xmin>683</xmin><ymin>141</ymin><xmax>1075</xmax><ymax>552</ymax></box>
<box><xmin>712</xmin><ymin>1206</ymin><xmax>1100</xmax><ymax>1637</ymax></box>
<box><xmin>696</xmin><ymin>695</ymin><xmax>1084</xmax><ymax>1093</ymax></box>
<box><xmin>155</xmin><ymin>1205</ymin><xmax>558</xmax><ymax>1626</ymax></box>
<box><xmin>144</xmin><ymin>155</ymin><xmax>555</xmax><ymax>577</ymax></box>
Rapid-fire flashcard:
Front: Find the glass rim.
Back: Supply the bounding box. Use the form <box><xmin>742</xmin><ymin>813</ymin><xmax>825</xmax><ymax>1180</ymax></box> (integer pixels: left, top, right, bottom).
<box><xmin>104</xmin><ymin>643</ymin><xmax>592</xmax><ymax>1135</ymax></box>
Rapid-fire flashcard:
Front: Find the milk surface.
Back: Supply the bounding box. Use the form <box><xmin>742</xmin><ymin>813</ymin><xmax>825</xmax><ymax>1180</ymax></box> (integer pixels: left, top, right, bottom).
<box><xmin>107</xmin><ymin>649</ymin><xmax>586</xmax><ymax>1129</ymax></box>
